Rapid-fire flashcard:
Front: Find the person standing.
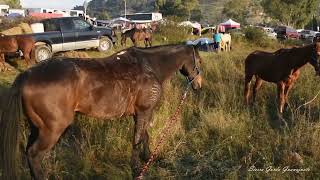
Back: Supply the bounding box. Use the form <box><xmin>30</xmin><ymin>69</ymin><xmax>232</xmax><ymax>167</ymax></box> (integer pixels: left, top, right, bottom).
<box><xmin>213</xmin><ymin>29</ymin><xmax>222</xmax><ymax>52</ymax></box>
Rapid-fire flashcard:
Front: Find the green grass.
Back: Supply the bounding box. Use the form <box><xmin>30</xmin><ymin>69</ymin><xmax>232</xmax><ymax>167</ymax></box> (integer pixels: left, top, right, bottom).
<box><xmin>1</xmin><ymin>34</ymin><xmax>320</xmax><ymax>179</ymax></box>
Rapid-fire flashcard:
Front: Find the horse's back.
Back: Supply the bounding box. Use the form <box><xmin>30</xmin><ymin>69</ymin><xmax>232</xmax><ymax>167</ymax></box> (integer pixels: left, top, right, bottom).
<box><xmin>0</xmin><ymin>36</ymin><xmax>18</xmax><ymax>52</ymax></box>
<box><xmin>245</xmin><ymin>50</ymin><xmax>276</xmax><ymax>72</ymax></box>
<box><xmin>222</xmin><ymin>33</ymin><xmax>231</xmax><ymax>42</ymax></box>
<box><xmin>15</xmin><ymin>35</ymin><xmax>35</xmax><ymax>47</ymax></box>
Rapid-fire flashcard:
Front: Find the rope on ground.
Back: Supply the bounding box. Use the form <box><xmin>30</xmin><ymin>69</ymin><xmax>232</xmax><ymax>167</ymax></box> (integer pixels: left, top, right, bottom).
<box><xmin>295</xmin><ymin>89</ymin><xmax>320</xmax><ymax>113</ymax></box>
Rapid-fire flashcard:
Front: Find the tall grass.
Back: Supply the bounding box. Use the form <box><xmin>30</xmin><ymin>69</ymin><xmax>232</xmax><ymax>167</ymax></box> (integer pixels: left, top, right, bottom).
<box><xmin>1</xmin><ymin>27</ymin><xmax>320</xmax><ymax>179</ymax></box>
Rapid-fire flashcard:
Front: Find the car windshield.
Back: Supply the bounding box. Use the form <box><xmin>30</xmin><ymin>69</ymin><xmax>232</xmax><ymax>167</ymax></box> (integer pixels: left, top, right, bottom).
<box><xmin>302</xmin><ymin>30</ymin><xmax>310</xmax><ymax>34</ymax></box>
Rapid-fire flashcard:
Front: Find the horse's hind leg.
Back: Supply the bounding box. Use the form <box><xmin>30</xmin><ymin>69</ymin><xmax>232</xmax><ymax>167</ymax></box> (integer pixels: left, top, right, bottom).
<box><xmin>26</xmin><ymin>115</ymin><xmax>71</xmax><ymax>179</ymax></box>
<box><xmin>144</xmin><ymin>39</ymin><xmax>148</xmax><ymax>47</ymax></box>
<box><xmin>23</xmin><ymin>50</ymin><xmax>31</xmax><ymax>66</ymax></box>
<box><xmin>26</xmin><ymin>123</ymin><xmax>39</xmax><ymax>178</ymax></box>
<box><xmin>252</xmin><ymin>77</ymin><xmax>263</xmax><ymax>103</ymax></box>
<box><xmin>149</xmin><ymin>39</ymin><xmax>152</xmax><ymax>47</ymax></box>
<box><xmin>131</xmin><ymin>38</ymin><xmax>137</xmax><ymax>47</ymax></box>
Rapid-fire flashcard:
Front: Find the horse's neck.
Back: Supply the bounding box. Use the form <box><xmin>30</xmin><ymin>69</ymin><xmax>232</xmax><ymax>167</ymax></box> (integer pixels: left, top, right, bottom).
<box><xmin>288</xmin><ymin>45</ymin><xmax>313</xmax><ymax>69</ymax></box>
<box><xmin>146</xmin><ymin>48</ymin><xmax>187</xmax><ymax>83</ymax></box>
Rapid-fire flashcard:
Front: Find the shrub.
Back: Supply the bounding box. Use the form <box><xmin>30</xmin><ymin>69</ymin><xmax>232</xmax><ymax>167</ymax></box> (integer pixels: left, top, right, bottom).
<box><xmin>153</xmin><ymin>16</ymin><xmax>195</xmax><ymax>45</ymax></box>
<box><xmin>244</xmin><ymin>27</ymin><xmax>276</xmax><ymax>48</ymax></box>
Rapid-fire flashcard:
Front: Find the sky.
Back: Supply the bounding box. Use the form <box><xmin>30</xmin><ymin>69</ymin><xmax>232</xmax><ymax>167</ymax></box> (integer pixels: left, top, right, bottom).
<box><xmin>20</xmin><ymin>0</ymin><xmax>88</xmax><ymax>9</ymax></box>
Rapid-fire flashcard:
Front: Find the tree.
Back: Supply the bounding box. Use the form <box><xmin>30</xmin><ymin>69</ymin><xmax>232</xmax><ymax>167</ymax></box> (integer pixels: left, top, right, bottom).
<box><xmin>181</xmin><ymin>0</ymin><xmax>199</xmax><ymax>20</ymax></box>
<box><xmin>223</xmin><ymin>0</ymin><xmax>258</xmax><ymax>25</ymax></box>
<box><xmin>155</xmin><ymin>0</ymin><xmax>200</xmax><ymax>20</ymax></box>
<box><xmin>97</xmin><ymin>11</ymin><xmax>111</xmax><ymax>20</ymax></box>
<box><xmin>73</xmin><ymin>5</ymin><xmax>84</xmax><ymax>11</ymax></box>
<box><xmin>261</xmin><ymin>0</ymin><xmax>320</xmax><ymax>28</ymax></box>
<box><xmin>1</xmin><ymin>0</ymin><xmax>21</xmax><ymax>8</ymax></box>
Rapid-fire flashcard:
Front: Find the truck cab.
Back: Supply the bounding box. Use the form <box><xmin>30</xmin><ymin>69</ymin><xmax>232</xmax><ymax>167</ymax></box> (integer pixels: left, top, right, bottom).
<box><xmin>33</xmin><ymin>17</ymin><xmax>116</xmax><ymax>62</ymax></box>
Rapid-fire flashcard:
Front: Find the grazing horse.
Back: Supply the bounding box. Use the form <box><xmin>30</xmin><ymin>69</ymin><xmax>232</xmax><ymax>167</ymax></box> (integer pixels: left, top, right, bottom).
<box><xmin>121</xmin><ymin>27</ymin><xmax>152</xmax><ymax>47</ymax></box>
<box><xmin>220</xmin><ymin>33</ymin><xmax>232</xmax><ymax>52</ymax></box>
<box><xmin>0</xmin><ymin>44</ymin><xmax>202</xmax><ymax>179</ymax></box>
<box><xmin>0</xmin><ymin>34</ymin><xmax>35</xmax><ymax>71</ymax></box>
<box><xmin>244</xmin><ymin>42</ymin><xmax>320</xmax><ymax>113</ymax></box>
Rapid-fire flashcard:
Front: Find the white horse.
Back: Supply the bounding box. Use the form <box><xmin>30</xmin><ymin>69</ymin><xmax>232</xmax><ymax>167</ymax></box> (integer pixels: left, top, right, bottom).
<box><xmin>221</xmin><ymin>33</ymin><xmax>232</xmax><ymax>52</ymax></box>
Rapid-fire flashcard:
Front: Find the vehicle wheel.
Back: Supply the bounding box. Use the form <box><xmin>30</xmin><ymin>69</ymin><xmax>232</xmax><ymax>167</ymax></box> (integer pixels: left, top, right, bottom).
<box><xmin>98</xmin><ymin>37</ymin><xmax>113</xmax><ymax>52</ymax></box>
<box><xmin>34</xmin><ymin>45</ymin><xmax>52</xmax><ymax>63</ymax></box>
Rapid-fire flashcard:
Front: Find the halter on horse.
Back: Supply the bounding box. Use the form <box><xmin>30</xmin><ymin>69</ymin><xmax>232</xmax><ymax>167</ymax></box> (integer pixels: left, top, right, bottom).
<box><xmin>244</xmin><ymin>40</ymin><xmax>320</xmax><ymax>113</ymax></box>
<box><xmin>0</xmin><ymin>44</ymin><xmax>202</xmax><ymax>179</ymax></box>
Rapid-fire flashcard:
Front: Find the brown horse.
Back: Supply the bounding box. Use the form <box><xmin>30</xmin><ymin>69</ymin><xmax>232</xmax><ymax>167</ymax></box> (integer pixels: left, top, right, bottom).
<box><xmin>0</xmin><ymin>44</ymin><xmax>202</xmax><ymax>179</ymax></box>
<box><xmin>121</xmin><ymin>27</ymin><xmax>152</xmax><ymax>47</ymax></box>
<box><xmin>244</xmin><ymin>42</ymin><xmax>320</xmax><ymax>113</ymax></box>
<box><xmin>0</xmin><ymin>34</ymin><xmax>35</xmax><ymax>71</ymax></box>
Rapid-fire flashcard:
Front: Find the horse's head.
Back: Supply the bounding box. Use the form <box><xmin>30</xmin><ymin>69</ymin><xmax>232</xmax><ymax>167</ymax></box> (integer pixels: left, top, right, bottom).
<box><xmin>310</xmin><ymin>38</ymin><xmax>320</xmax><ymax>75</ymax></box>
<box><xmin>180</xmin><ymin>46</ymin><xmax>202</xmax><ymax>90</ymax></box>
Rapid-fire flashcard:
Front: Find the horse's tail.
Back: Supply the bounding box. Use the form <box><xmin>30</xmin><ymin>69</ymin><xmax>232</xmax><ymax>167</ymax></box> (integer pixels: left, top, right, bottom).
<box><xmin>0</xmin><ymin>74</ymin><xmax>26</xmax><ymax>179</ymax></box>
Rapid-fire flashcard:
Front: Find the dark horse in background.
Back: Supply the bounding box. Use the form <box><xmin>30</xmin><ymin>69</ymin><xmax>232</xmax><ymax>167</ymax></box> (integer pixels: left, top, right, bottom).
<box><xmin>0</xmin><ymin>44</ymin><xmax>202</xmax><ymax>179</ymax></box>
<box><xmin>0</xmin><ymin>34</ymin><xmax>35</xmax><ymax>71</ymax></box>
<box><xmin>244</xmin><ymin>41</ymin><xmax>320</xmax><ymax>113</ymax></box>
<box><xmin>121</xmin><ymin>27</ymin><xmax>153</xmax><ymax>47</ymax></box>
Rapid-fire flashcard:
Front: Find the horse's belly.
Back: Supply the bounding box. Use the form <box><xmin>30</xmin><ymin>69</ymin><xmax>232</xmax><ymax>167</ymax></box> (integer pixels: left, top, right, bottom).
<box><xmin>77</xmin><ymin>97</ymin><xmax>130</xmax><ymax>119</ymax></box>
<box><xmin>257</xmin><ymin>68</ymin><xmax>291</xmax><ymax>83</ymax></box>
<box><xmin>76</xmin><ymin>85</ymin><xmax>135</xmax><ymax>119</ymax></box>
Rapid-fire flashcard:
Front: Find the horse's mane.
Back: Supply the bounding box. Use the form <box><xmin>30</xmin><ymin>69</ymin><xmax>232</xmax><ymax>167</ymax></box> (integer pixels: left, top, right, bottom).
<box><xmin>274</xmin><ymin>44</ymin><xmax>314</xmax><ymax>55</ymax></box>
<box><xmin>129</xmin><ymin>44</ymin><xmax>190</xmax><ymax>54</ymax></box>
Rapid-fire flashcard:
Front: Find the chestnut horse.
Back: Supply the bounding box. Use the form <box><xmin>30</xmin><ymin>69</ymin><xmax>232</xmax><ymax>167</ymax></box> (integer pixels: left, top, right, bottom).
<box><xmin>121</xmin><ymin>27</ymin><xmax>152</xmax><ymax>47</ymax></box>
<box><xmin>244</xmin><ymin>42</ymin><xmax>320</xmax><ymax>113</ymax></box>
<box><xmin>0</xmin><ymin>44</ymin><xmax>202</xmax><ymax>179</ymax></box>
<box><xmin>0</xmin><ymin>34</ymin><xmax>35</xmax><ymax>71</ymax></box>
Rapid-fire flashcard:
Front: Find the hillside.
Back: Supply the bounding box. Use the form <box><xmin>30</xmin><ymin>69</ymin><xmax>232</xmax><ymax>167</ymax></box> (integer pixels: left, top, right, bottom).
<box><xmin>199</xmin><ymin>0</ymin><xmax>227</xmax><ymax>24</ymax></box>
<box><xmin>86</xmin><ymin>0</ymin><xmax>227</xmax><ymax>24</ymax></box>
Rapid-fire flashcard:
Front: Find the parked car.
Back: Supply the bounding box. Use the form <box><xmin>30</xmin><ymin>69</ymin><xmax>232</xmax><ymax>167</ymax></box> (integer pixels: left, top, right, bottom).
<box><xmin>30</xmin><ymin>17</ymin><xmax>116</xmax><ymax>62</ymax></box>
<box><xmin>275</xmin><ymin>26</ymin><xmax>299</xmax><ymax>39</ymax></box>
<box><xmin>201</xmin><ymin>26</ymin><xmax>215</xmax><ymax>35</ymax></box>
<box><xmin>312</xmin><ymin>32</ymin><xmax>320</xmax><ymax>42</ymax></box>
<box><xmin>299</xmin><ymin>30</ymin><xmax>318</xmax><ymax>39</ymax></box>
<box><xmin>260</xmin><ymin>27</ymin><xmax>277</xmax><ymax>39</ymax></box>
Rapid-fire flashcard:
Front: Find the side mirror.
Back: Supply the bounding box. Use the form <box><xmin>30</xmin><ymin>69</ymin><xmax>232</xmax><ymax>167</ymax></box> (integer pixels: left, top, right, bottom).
<box><xmin>90</xmin><ymin>26</ymin><xmax>95</xmax><ymax>30</ymax></box>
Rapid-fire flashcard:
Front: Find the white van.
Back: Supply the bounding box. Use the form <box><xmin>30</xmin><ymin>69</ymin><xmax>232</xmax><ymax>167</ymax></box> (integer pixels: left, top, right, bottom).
<box><xmin>0</xmin><ymin>4</ymin><xmax>9</xmax><ymax>16</ymax></box>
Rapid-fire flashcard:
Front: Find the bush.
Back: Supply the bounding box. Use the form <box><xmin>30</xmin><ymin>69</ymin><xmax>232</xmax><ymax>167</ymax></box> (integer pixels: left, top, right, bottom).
<box><xmin>153</xmin><ymin>17</ymin><xmax>196</xmax><ymax>45</ymax></box>
<box><xmin>244</xmin><ymin>27</ymin><xmax>276</xmax><ymax>48</ymax></box>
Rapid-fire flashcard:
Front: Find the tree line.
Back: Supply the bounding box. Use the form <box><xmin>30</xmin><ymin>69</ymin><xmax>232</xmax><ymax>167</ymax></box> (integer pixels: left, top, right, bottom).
<box><xmin>85</xmin><ymin>0</ymin><xmax>320</xmax><ymax>28</ymax></box>
<box><xmin>223</xmin><ymin>0</ymin><xmax>320</xmax><ymax>28</ymax></box>
<box><xmin>1</xmin><ymin>0</ymin><xmax>319</xmax><ymax>29</ymax></box>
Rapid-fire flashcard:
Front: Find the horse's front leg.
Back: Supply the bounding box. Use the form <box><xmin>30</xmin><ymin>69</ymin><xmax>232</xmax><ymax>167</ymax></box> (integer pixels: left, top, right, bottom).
<box><xmin>277</xmin><ymin>81</ymin><xmax>286</xmax><ymax>113</ymax></box>
<box><xmin>131</xmin><ymin>110</ymin><xmax>152</xmax><ymax>177</ymax></box>
<box><xmin>252</xmin><ymin>77</ymin><xmax>263</xmax><ymax>103</ymax></box>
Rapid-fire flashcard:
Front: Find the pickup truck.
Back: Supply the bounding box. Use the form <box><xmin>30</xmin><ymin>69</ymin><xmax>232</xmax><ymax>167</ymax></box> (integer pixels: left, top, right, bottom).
<box><xmin>32</xmin><ymin>16</ymin><xmax>116</xmax><ymax>62</ymax></box>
